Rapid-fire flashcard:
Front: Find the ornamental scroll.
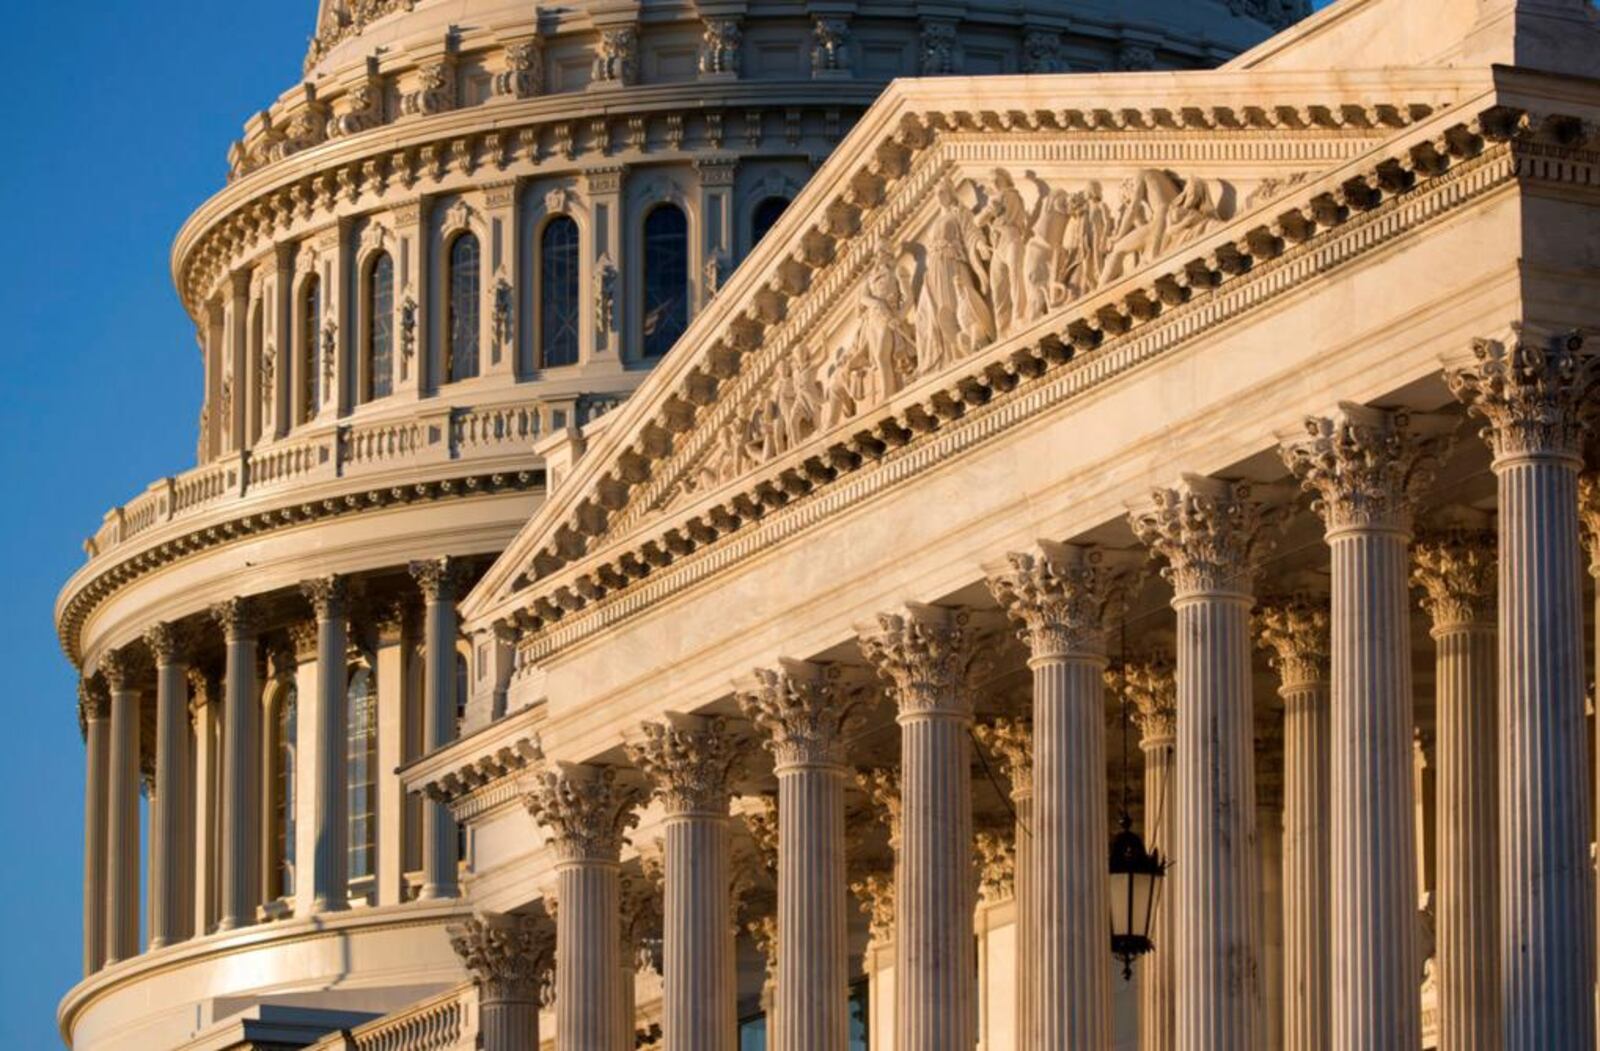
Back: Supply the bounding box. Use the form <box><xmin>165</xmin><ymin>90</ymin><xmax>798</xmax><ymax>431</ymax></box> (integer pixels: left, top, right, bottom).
<box><xmin>682</xmin><ymin>167</ymin><xmax>1236</xmax><ymax>496</ymax></box>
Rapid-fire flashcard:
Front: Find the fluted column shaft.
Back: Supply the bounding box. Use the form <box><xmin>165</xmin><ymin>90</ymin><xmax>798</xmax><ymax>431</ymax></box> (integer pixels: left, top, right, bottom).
<box><xmin>861</xmin><ymin>606</ymin><xmax>980</xmax><ymax>1051</ymax></box>
<box><xmin>412</xmin><ymin>560</ymin><xmax>461</xmax><ymax>900</ymax></box>
<box><xmin>104</xmin><ymin>654</ymin><xmax>140</xmax><ymax>964</ymax></box>
<box><xmin>81</xmin><ymin>681</ymin><xmax>110</xmax><ymax>975</ymax></box>
<box><xmin>304</xmin><ymin>577</ymin><xmax>349</xmax><ymax>912</ymax></box>
<box><xmin>1280</xmin><ymin>676</ymin><xmax>1331</xmax><ymax>1051</ymax></box>
<box><xmin>214</xmin><ymin>599</ymin><xmax>259</xmax><ymax>931</ymax></box>
<box><xmin>1129</xmin><ymin>669</ymin><xmax>1177</xmax><ymax>1051</ymax></box>
<box><xmin>1010</xmin><ymin>773</ymin><xmax>1035</xmax><ymax>1051</ymax></box>
<box><xmin>148</xmin><ymin>625</ymin><xmax>192</xmax><ymax>948</ymax></box>
<box><xmin>1449</xmin><ymin>330</ymin><xmax>1596</xmax><ymax>1049</ymax></box>
<box><xmin>740</xmin><ymin>661</ymin><xmax>865</xmax><ymax>1051</ymax></box>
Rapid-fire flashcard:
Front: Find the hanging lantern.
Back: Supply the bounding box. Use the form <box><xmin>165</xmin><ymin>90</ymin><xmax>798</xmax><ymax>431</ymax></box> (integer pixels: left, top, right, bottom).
<box><xmin>1108</xmin><ymin>811</ymin><xmax>1165</xmax><ymax>980</ymax></box>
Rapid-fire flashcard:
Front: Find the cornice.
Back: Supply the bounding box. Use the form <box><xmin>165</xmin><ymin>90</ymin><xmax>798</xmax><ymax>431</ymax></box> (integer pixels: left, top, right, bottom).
<box><xmin>495</xmin><ymin>96</ymin><xmax>1591</xmax><ymax>665</ymax></box>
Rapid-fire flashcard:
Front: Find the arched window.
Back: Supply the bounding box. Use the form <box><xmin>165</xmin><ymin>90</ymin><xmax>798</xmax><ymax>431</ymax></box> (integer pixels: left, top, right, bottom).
<box><xmin>347</xmin><ymin>666</ymin><xmax>378</xmax><ymax>883</ymax></box>
<box><xmin>539</xmin><ymin>216</ymin><xmax>580</xmax><ymax>368</ymax></box>
<box><xmin>641</xmin><ymin>204</ymin><xmax>688</xmax><ymax>359</ymax></box>
<box><xmin>271</xmin><ymin>684</ymin><xmax>298</xmax><ymax>900</ymax></box>
<box><xmin>751</xmin><ymin>196</ymin><xmax>790</xmax><ymax>248</ymax></box>
<box><xmin>301</xmin><ymin>276</ymin><xmax>321</xmax><ymax>424</ymax></box>
<box><xmin>365</xmin><ymin>253</ymin><xmax>394</xmax><ymax>402</ymax></box>
<box><xmin>446</xmin><ymin>233</ymin><xmax>481</xmax><ymax>383</ymax></box>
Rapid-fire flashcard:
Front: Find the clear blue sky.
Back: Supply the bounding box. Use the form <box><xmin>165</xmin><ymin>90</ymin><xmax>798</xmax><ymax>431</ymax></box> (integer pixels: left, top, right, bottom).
<box><xmin>0</xmin><ymin>3</ymin><xmax>1340</xmax><ymax>1048</ymax></box>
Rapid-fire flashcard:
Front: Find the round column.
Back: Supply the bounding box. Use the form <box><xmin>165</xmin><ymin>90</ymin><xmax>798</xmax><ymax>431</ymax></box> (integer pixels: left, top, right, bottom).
<box><xmin>1448</xmin><ymin>329</ymin><xmax>1597</xmax><ymax>1049</ymax></box>
<box><xmin>1282</xmin><ymin>404</ymin><xmax>1451</xmax><ymax>1050</ymax></box>
<box><xmin>1117</xmin><ymin>656</ymin><xmax>1177</xmax><ymax>1051</ymax></box>
<box><xmin>145</xmin><ymin>623</ymin><xmax>192</xmax><ymax>948</ymax></box>
<box><xmin>80</xmin><ymin>678</ymin><xmax>110</xmax><ymax>975</ymax></box>
<box><xmin>1413</xmin><ymin>528</ymin><xmax>1499</xmax><ymax>1050</ymax></box>
<box><xmin>859</xmin><ymin>605</ymin><xmax>979</xmax><ymax>1051</ymax></box>
<box><xmin>738</xmin><ymin>660</ymin><xmax>863</xmax><ymax>1051</ymax></box>
<box><xmin>988</xmin><ymin>544</ymin><xmax>1137</xmax><ymax>1050</ymax></box>
<box><xmin>450</xmin><ymin>910</ymin><xmax>554</xmax><ymax>1051</ymax></box>
<box><xmin>974</xmin><ymin>717</ymin><xmax>1034</xmax><ymax>1051</ymax></box>
<box><xmin>629</xmin><ymin>715</ymin><xmax>738</xmax><ymax>1051</ymax></box>
<box><xmin>1255</xmin><ymin>598</ymin><xmax>1332</xmax><ymax>1051</ymax></box>
<box><xmin>525</xmin><ymin>762</ymin><xmax>640</xmax><ymax>1051</ymax></box>
<box><xmin>411</xmin><ymin>558</ymin><xmax>463</xmax><ymax>901</ymax></box>
<box><xmin>102</xmin><ymin>648</ymin><xmax>141</xmax><ymax>964</ymax></box>
<box><xmin>1133</xmin><ymin>475</ymin><xmax>1282</xmax><ymax>1051</ymax></box>
<box><xmin>211</xmin><ymin>597</ymin><xmax>260</xmax><ymax>932</ymax></box>
<box><xmin>301</xmin><ymin>575</ymin><xmax>350</xmax><ymax>913</ymax></box>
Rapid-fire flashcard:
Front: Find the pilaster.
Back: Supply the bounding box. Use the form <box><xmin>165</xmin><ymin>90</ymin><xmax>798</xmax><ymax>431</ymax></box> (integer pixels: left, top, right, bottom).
<box><xmin>583</xmin><ymin>166</ymin><xmax>626</xmax><ymax>364</ymax></box>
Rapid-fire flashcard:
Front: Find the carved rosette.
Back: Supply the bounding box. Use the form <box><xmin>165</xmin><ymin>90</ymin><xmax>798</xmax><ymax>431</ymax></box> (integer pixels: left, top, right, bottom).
<box><xmin>300</xmin><ymin>574</ymin><xmax>349</xmax><ymax>620</ymax></box>
<box><xmin>1106</xmin><ymin>654</ymin><xmax>1177</xmax><ymax>743</ymax></box>
<box><xmin>209</xmin><ymin>596</ymin><xmax>257</xmax><ymax>641</ymax></box>
<box><xmin>850</xmin><ymin>871</ymin><xmax>896</xmax><ymax>944</ymax></box>
<box><xmin>1280</xmin><ymin>404</ymin><xmax>1453</xmax><ymax>535</ymax></box>
<box><xmin>1130</xmin><ymin>475</ymin><xmax>1283</xmax><ymax>598</ymax></box>
<box><xmin>736</xmin><ymin>661</ymin><xmax>864</xmax><ymax>769</ymax></box>
<box><xmin>143</xmin><ymin>622</ymin><xmax>187</xmax><ymax>667</ymax></box>
<box><xmin>987</xmin><ymin>543</ymin><xmax>1139</xmax><ymax>662</ymax></box>
<box><xmin>448</xmin><ymin>910</ymin><xmax>555</xmax><ymax>1001</ymax></box>
<box><xmin>523</xmin><ymin>764</ymin><xmax>642</xmax><ymax>865</ymax></box>
<box><xmin>856</xmin><ymin>767</ymin><xmax>903</xmax><ymax>847</ymax></box>
<box><xmin>1446</xmin><ymin>326</ymin><xmax>1597</xmax><ymax>464</ymax></box>
<box><xmin>1253</xmin><ymin>598</ymin><xmax>1331</xmax><ymax>687</ymax></box>
<box><xmin>857</xmin><ymin>604</ymin><xmax>973</xmax><ymax>717</ymax></box>
<box><xmin>409</xmin><ymin>557</ymin><xmax>465</xmax><ymax>603</ymax></box>
<box><xmin>973</xmin><ymin>717</ymin><xmax>1033</xmax><ymax>799</ymax></box>
<box><xmin>974</xmin><ymin>828</ymin><xmax>1017</xmax><ymax>905</ymax></box>
<box><xmin>627</xmin><ymin>717</ymin><xmax>740</xmax><ymax>817</ymax></box>
<box><xmin>1411</xmin><ymin>529</ymin><xmax>1496</xmax><ymax>630</ymax></box>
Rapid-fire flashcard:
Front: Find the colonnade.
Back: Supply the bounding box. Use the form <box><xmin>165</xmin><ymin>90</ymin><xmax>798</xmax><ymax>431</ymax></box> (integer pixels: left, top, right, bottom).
<box><xmin>77</xmin><ymin>558</ymin><xmax>469</xmax><ymax>972</ymax></box>
<box><xmin>442</xmin><ymin>330</ymin><xmax>1600</xmax><ymax>1051</ymax></box>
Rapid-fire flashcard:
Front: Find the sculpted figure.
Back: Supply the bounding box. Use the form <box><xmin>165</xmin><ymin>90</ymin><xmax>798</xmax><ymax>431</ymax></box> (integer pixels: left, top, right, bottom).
<box><xmin>1099</xmin><ymin>170</ymin><xmax>1229</xmax><ymax>286</ymax></box>
<box><xmin>775</xmin><ymin>356</ymin><xmax>823</xmax><ymax>448</ymax></box>
<box><xmin>853</xmin><ymin>246</ymin><xmax>915</xmax><ymax>407</ymax></box>
<box><xmin>975</xmin><ymin>169</ymin><xmax>1030</xmax><ymax>337</ymax></box>
<box><xmin>823</xmin><ymin>341</ymin><xmax>868</xmax><ymax>429</ymax></box>
<box><xmin>915</xmin><ymin>181</ymin><xmax>994</xmax><ymax>373</ymax></box>
<box><xmin>1023</xmin><ymin>188</ymin><xmax>1073</xmax><ymax>322</ymax></box>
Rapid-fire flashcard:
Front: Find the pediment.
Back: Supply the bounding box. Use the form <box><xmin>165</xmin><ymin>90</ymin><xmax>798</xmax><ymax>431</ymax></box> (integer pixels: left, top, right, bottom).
<box><xmin>461</xmin><ymin>66</ymin><xmax>1502</xmax><ymax>632</ymax></box>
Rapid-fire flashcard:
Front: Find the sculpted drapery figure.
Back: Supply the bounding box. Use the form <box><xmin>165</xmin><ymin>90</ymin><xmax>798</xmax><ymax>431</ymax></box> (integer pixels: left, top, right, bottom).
<box><xmin>916</xmin><ymin>181</ymin><xmax>995</xmax><ymax>372</ymax></box>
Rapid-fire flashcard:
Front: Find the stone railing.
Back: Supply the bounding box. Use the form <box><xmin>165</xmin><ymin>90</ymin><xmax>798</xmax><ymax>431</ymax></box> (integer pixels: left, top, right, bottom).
<box><xmin>82</xmin><ymin>395</ymin><xmax>621</xmax><ymax>561</ymax></box>
<box><xmin>305</xmin><ymin>982</ymin><xmax>476</xmax><ymax>1051</ymax></box>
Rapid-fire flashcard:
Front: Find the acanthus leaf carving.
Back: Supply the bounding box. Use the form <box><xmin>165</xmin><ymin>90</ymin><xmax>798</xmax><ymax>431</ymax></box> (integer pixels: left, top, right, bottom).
<box><xmin>1279</xmin><ymin>404</ymin><xmax>1455</xmax><ymax>534</ymax></box>
<box><xmin>1445</xmin><ymin>325</ymin><xmax>1597</xmax><ymax>463</ymax></box>
<box><xmin>448</xmin><ymin>909</ymin><xmax>555</xmax><ymax>1001</ymax></box>
<box><xmin>522</xmin><ymin>762</ymin><xmax>642</xmax><ymax>864</ymax></box>
<box><xmin>627</xmin><ymin>716</ymin><xmax>741</xmax><ymax>816</ymax></box>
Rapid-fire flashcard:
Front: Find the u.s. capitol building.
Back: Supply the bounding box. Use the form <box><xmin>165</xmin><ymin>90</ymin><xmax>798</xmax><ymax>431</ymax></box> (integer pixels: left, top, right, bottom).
<box><xmin>56</xmin><ymin>0</ymin><xmax>1600</xmax><ymax>1048</ymax></box>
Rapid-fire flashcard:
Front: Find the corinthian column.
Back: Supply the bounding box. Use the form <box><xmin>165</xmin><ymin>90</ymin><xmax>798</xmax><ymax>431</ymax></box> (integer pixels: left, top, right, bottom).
<box><xmin>973</xmin><ymin>717</ymin><xmax>1034</xmax><ymax>1051</ymax></box>
<box><xmin>629</xmin><ymin>715</ymin><xmax>740</xmax><ymax>1051</ymax></box>
<box><xmin>102</xmin><ymin>648</ymin><xmax>141</xmax><ymax>964</ymax></box>
<box><xmin>145</xmin><ymin>623</ymin><xmax>192</xmax><ymax>948</ymax></box>
<box><xmin>80</xmin><ymin>678</ymin><xmax>110</xmax><ymax>974</ymax></box>
<box><xmin>1111</xmin><ymin>655</ymin><xmax>1177</xmax><ymax>1051</ymax></box>
<box><xmin>1413</xmin><ymin>527</ymin><xmax>1499</xmax><ymax>1051</ymax></box>
<box><xmin>1281</xmin><ymin>403</ymin><xmax>1452</xmax><ymax>1051</ymax></box>
<box><xmin>738</xmin><ymin>660</ymin><xmax>865</xmax><ymax>1051</ymax></box>
<box><xmin>301</xmin><ymin>575</ymin><xmax>350</xmax><ymax>913</ymax></box>
<box><xmin>410</xmin><ymin>558</ymin><xmax>463</xmax><ymax>900</ymax></box>
<box><xmin>1131</xmin><ymin>475</ymin><xmax>1283</xmax><ymax>1050</ymax></box>
<box><xmin>988</xmin><ymin>544</ymin><xmax>1139</xmax><ymax>1049</ymax></box>
<box><xmin>450</xmin><ymin>910</ymin><xmax>555</xmax><ymax>1051</ymax></box>
<box><xmin>524</xmin><ymin>762</ymin><xmax>641</xmax><ymax>1051</ymax></box>
<box><xmin>859</xmin><ymin>605</ymin><xmax>978</xmax><ymax>1051</ymax></box>
<box><xmin>1447</xmin><ymin>328</ymin><xmax>1598</xmax><ymax>1050</ymax></box>
<box><xmin>211</xmin><ymin>597</ymin><xmax>259</xmax><ymax>931</ymax></box>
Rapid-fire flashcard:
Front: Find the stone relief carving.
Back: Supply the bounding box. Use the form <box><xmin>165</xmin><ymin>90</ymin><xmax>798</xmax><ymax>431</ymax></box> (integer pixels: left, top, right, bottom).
<box><xmin>682</xmin><ymin>167</ymin><xmax>1235</xmax><ymax>498</ymax></box>
<box><xmin>260</xmin><ymin>343</ymin><xmax>276</xmax><ymax>410</ymax></box>
<box><xmin>811</xmin><ymin>18</ymin><xmax>852</xmax><ymax>76</ymax></box>
<box><xmin>919</xmin><ymin>22</ymin><xmax>961</xmax><ymax>76</ymax></box>
<box><xmin>493</xmin><ymin>276</ymin><xmax>514</xmax><ymax>351</ymax></box>
<box><xmin>1117</xmin><ymin>43</ymin><xmax>1157</xmax><ymax>72</ymax></box>
<box><xmin>593</xmin><ymin>26</ymin><xmax>639</xmax><ymax>87</ymax></box>
<box><xmin>1021</xmin><ymin>30</ymin><xmax>1067</xmax><ymax>74</ymax></box>
<box><xmin>595</xmin><ymin>255</ymin><xmax>618</xmax><ymax>336</ymax></box>
<box><xmin>400</xmin><ymin>292</ymin><xmax>417</xmax><ymax>376</ymax></box>
<box><xmin>328</xmin><ymin>76</ymin><xmax>383</xmax><ymax>139</ymax></box>
<box><xmin>306</xmin><ymin>0</ymin><xmax>413</xmax><ymax>72</ymax></box>
<box><xmin>703</xmin><ymin>249</ymin><xmax>730</xmax><ymax>300</ymax></box>
<box><xmin>322</xmin><ymin>320</ymin><xmax>338</xmax><ymax>397</ymax></box>
<box><xmin>699</xmin><ymin>18</ymin><xmax>742</xmax><ymax>77</ymax></box>
<box><xmin>495</xmin><ymin>39</ymin><xmax>545</xmax><ymax>99</ymax></box>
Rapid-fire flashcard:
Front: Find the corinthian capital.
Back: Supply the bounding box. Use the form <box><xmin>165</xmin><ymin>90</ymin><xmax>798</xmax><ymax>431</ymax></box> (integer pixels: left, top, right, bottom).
<box><xmin>209</xmin><ymin>596</ymin><xmax>257</xmax><ymax>640</ymax></box>
<box><xmin>99</xmin><ymin>648</ymin><xmax>134</xmax><ymax>691</ymax></box>
<box><xmin>974</xmin><ymin>828</ymin><xmax>1017</xmax><ymax>905</ymax></box>
<box><xmin>736</xmin><ymin>659</ymin><xmax>867</xmax><ymax>769</ymax></box>
<box><xmin>1446</xmin><ymin>325</ymin><xmax>1596</xmax><ymax>463</ymax></box>
<box><xmin>1129</xmin><ymin>475</ymin><xmax>1285</xmax><ymax>598</ymax></box>
<box><xmin>1411</xmin><ymin>529</ymin><xmax>1496</xmax><ymax>630</ymax></box>
<box><xmin>855</xmin><ymin>766</ymin><xmax>902</xmax><ymax>846</ymax></box>
<box><xmin>1106</xmin><ymin>653</ymin><xmax>1177</xmax><ymax>744</ymax></box>
<box><xmin>143</xmin><ymin>622</ymin><xmax>188</xmax><ymax>666</ymax></box>
<box><xmin>1254</xmin><ymin>597</ymin><xmax>1331</xmax><ymax>688</ymax></box>
<box><xmin>851</xmin><ymin>871</ymin><xmax>896</xmax><ymax>944</ymax></box>
<box><xmin>985</xmin><ymin>542</ymin><xmax>1142</xmax><ymax>661</ymax></box>
<box><xmin>1580</xmin><ymin>476</ymin><xmax>1600</xmax><ymax>575</ymax></box>
<box><xmin>409</xmin><ymin>557</ymin><xmax>466</xmax><ymax>602</ymax></box>
<box><xmin>627</xmin><ymin>714</ymin><xmax>740</xmax><ymax>816</ymax></box>
<box><xmin>77</xmin><ymin>677</ymin><xmax>109</xmax><ymax>736</ymax></box>
<box><xmin>299</xmin><ymin>574</ymin><xmax>349</xmax><ymax>619</ymax></box>
<box><xmin>522</xmin><ymin>762</ymin><xmax>642</xmax><ymax>865</ymax></box>
<box><xmin>448</xmin><ymin>910</ymin><xmax>554</xmax><ymax>999</ymax></box>
<box><xmin>1279</xmin><ymin>403</ymin><xmax>1454</xmax><ymax>535</ymax></box>
<box><xmin>857</xmin><ymin>603</ymin><xmax>975</xmax><ymax>717</ymax></box>
<box><xmin>973</xmin><ymin>717</ymin><xmax>1033</xmax><ymax>798</ymax></box>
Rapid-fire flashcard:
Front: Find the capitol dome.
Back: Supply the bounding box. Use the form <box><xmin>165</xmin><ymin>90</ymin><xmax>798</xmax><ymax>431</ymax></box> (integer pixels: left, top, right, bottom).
<box><xmin>57</xmin><ymin>1</ymin><xmax>1313</xmax><ymax>1048</ymax></box>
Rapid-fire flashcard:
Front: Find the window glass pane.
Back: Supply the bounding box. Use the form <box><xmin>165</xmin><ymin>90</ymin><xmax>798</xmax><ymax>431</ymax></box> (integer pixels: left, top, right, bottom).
<box><xmin>540</xmin><ymin>217</ymin><xmax>580</xmax><ymax>368</ymax></box>
<box><xmin>302</xmin><ymin>277</ymin><xmax>321</xmax><ymax>422</ymax></box>
<box><xmin>276</xmin><ymin>685</ymin><xmax>298</xmax><ymax>898</ymax></box>
<box><xmin>368</xmin><ymin>253</ymin><xmax>394</xmax><ymax>400</ymax></box>
<box><xmin>448</xmin><ymin>234</ymin><xmax>481</xmax><ymax>382</ymax></box>
<box><xmin>642</xmin><ymin>205</ymin><xmax>688</xmax><ymax>359</ymax></box>
<box><xmin>347</xmin><ymin>667</ymin><xmax>377</xmax><ymax>881</ymax></box>
<box><xmin>751</xmin><ymin>196</ymin><xmax>790</xmax><ymax>247</ymax></box>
